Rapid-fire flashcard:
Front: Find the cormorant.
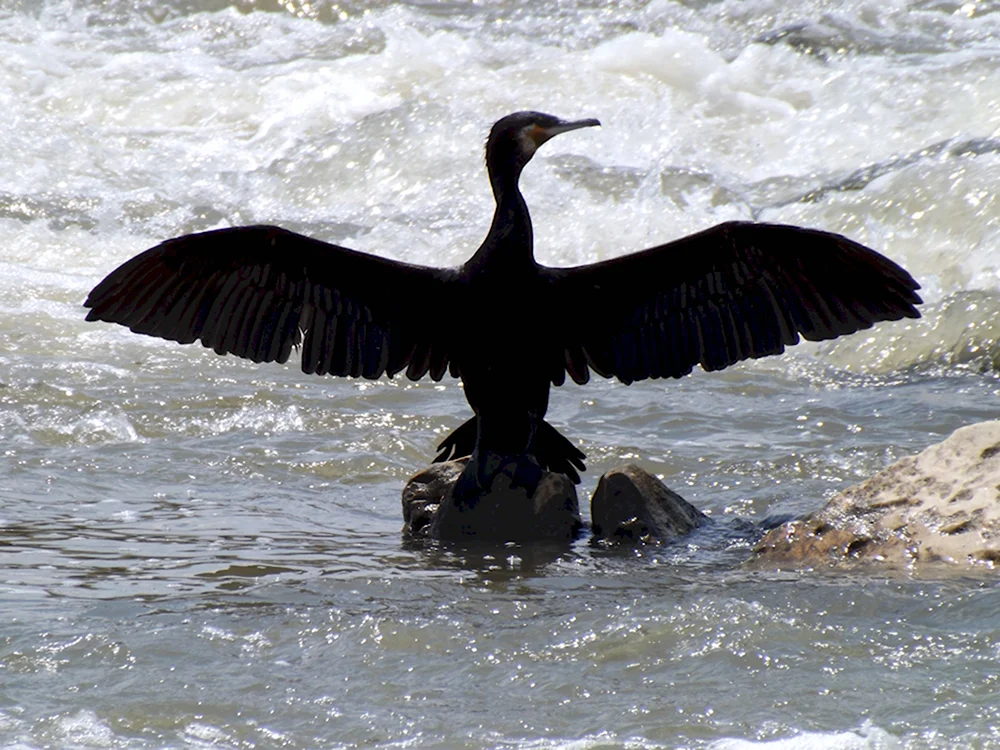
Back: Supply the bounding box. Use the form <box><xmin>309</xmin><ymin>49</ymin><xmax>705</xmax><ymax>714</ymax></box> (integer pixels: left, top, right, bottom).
<box><xmin>85</xmin><ymin>111</ymin><xmax>922</xmax><ymax>502</ymax></box>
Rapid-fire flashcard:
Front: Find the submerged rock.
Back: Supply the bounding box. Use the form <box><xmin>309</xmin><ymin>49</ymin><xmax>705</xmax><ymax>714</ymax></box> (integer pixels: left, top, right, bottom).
<box><xmin>591</xmin><ymin>464</ymin><xmax>708</xmax><ymax>544</ymax></box>
<box><xmin>751</xmin><ymin>421</ymin><xmax>1000</xmax><ymax>571</ymax></box>
<box><xmin>402</xmin><ymin>458</ymin><xmax>582</xmax><ymax>542</ymax></box>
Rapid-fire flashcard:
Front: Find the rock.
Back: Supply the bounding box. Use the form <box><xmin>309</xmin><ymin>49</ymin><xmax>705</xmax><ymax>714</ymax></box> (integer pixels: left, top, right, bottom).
<box><xmin>751</xmin><ymin>421</ymin><xmax>1000</xmax><ymax>571</ymax></box>
<box><xmin>402</xmin><ymin>458</ymin><xmax>582</xmax><ymax>542</ymax></box>
<box><xmin>591</xmin><ymin>464</ymin><xmax>708</xmax><ymax>544</ymax></box>
<box><xmin>401</xmin><ymin>459</ymin><xmax>467</xmax><ymax>539</ymax></box>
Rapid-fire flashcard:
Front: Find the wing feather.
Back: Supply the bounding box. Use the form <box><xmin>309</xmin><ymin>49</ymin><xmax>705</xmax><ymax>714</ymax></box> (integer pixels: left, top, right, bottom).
<box><xmin>303</xmin><ymin>304</ymin><xmax>327</xmax><ymax>375</ymax></box>
<box><xmin>84</xmin><ymin>225</ymin><xmax>457</xmax><ymax>380</ymax></box>
<box><xmin>240</xmin><ymin>289</ymin><xmax>272</xmax><ymax>362</ymax></box>
<box><xmin>543</xmin><ymin>221</ymin><xmax>921</xmax><ymax>385</ymax></box>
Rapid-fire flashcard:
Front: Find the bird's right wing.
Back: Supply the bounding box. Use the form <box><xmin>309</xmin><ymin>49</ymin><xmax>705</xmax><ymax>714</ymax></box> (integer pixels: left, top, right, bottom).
<box><xmin>84</xmin><ymin>225</ymin><xmax>460</xmax><ymax>380</ymax></box>
<box><xmin>542</xmin><ymin>221</ymin><xmax>922</xmax><ymax>386</ymax></box>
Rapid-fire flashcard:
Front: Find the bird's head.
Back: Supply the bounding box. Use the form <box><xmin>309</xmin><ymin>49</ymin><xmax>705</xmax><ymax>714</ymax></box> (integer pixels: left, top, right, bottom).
<box><xmin>485</xmin><ymin>111</ymin><xmax>600</xmax><ymax>187</ymax></box>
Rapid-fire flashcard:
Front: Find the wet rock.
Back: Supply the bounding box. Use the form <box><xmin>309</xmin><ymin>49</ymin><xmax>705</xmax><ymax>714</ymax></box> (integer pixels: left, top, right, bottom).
<box><xmin>591</xmin><ymin>464</ymin><xmax>708</xmax><ymax>544</ymax></box>
<box><xmin>751</xmin><ymin>421</ymin><xmax>1000</xmax><ymax>571</ymax></box>
<box><xmin>402</xmin><ymin>458</ymin><xmax>582</xmax><ymax>542</ymax></box>
<box><xmin>401</xmin><ymin>459</ymin><xmax>467</xmax><ymax>539</ymax></box>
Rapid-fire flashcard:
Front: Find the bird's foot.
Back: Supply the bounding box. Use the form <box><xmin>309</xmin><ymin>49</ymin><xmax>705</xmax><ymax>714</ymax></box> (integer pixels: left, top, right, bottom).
<box><xmin>451</xmin><ymin>467</ymin><xmax>485</xmax><ymax>510</ymax></box>
<box><xmin>451</xmin><ymin>451</ymin><xmax>545</xmax><ymax>510</ymax></box>
<box><xmin>506</xmin><ymin>455</ymin><xmax>544</xmax><ymax>496</ymax></box>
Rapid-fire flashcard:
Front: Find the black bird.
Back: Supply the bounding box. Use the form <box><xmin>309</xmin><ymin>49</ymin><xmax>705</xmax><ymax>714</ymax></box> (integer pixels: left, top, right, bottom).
<box><xmin>85</xmin><ymin>111</ymin><xmax>922</xmax><ymax>501</ymax></box>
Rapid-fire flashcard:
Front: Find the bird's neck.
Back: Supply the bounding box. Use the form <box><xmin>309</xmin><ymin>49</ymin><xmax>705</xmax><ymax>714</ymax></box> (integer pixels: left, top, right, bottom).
<box><xmin>468</xmin><ymin>176</ymin><xmax>535</xmax><ymax>271</ymax></box>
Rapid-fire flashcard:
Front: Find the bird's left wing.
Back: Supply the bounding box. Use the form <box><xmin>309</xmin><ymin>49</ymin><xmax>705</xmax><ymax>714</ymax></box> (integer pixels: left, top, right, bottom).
<box><xmin>541</xmin><ymin>221</ymin><xmax>922</xmax><ymax>386</ymax></box>
<box><xmin>84</xmin><ymin>225</ymin><xmax>459</xmax><ymax>380</ymax></box>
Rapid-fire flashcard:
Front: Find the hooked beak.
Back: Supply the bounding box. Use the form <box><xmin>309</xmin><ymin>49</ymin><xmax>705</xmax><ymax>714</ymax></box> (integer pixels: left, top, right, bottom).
<box><xmin>529</xmin><ymin>117</ymin><xmax>601</xmax><ymax>147</ymax></box>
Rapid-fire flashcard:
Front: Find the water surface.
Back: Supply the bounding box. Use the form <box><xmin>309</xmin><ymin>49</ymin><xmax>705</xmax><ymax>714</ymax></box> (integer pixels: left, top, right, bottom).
<box><xmin>2</xmin><ymin>0</ymin><xmax>1000</xmax><ymax>747</ymax></box>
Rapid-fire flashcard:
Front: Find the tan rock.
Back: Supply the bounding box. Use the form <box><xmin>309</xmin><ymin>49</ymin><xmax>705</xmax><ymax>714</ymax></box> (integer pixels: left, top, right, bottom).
<box><xmin>751</xmin><ymin>421</ymin><xmax>1000</xmax><ymax>571</ymax></box>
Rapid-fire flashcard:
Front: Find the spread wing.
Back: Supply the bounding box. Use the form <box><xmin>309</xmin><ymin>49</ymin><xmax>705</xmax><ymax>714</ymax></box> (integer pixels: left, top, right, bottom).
<box><xmin>84</xmin><ymin>225</ymin><xmax>460</xmax><ymax>380</ymax></box>
<box><xmin>543</xmin><ymin>221</ymin><xmax>922</xmax><ymax>386</ymax></box>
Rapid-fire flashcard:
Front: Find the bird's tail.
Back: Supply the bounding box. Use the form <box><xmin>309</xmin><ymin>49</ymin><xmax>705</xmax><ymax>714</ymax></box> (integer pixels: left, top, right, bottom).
<box><xmin>434</xmin><ymin>417</ymin><xmax>586</xmax><ymax>484</ymax></box>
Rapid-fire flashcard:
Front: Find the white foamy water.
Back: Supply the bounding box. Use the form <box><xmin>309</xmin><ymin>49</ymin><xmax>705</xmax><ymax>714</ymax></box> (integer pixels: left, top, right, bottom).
<box><xmin>2</xmin><ymin>1</ymin><xmax>1000</xmax><ymax>748</ymax></box>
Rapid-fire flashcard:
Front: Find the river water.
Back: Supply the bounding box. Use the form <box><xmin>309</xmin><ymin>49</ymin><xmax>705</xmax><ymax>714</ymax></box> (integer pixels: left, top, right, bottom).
<box><xmin>2</xmin><ymin>0</ymin><xmax>1000</xmax><ymax>747</ymax></box>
